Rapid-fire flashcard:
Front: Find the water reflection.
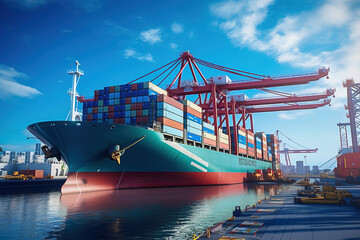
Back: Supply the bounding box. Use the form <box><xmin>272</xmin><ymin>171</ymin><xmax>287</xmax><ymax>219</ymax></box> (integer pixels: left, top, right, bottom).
<box><xmin>56</xmin><ymin>184</ymin><xmax>280</xmax><ymax>239</ymax></box>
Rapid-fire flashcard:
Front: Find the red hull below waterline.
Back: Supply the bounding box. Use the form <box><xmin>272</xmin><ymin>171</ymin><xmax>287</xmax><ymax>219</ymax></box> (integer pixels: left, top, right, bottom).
<box><xmin>61</xmin><ymin>172</ymin><xmax>248</xmax><ymax>194</ymax></box>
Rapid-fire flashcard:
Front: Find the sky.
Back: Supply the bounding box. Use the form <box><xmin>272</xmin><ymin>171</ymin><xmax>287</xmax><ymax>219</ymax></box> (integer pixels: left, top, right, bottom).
<box><xmin>1</xmin><ymin>0</ymin><xmax>359</xmax><ymax>168</ymax></box>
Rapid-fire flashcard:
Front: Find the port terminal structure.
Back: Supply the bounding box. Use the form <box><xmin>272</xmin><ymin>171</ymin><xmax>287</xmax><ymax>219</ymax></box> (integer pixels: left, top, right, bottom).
<box><xmin>118</xmin><ymin>51</ymin><xmax>333</xmax><ymax>156</ymax></box>
<box><xmin>334</xmin><ymin>79</ymin><xmax>360</xmax><ymax>181</ymax></box>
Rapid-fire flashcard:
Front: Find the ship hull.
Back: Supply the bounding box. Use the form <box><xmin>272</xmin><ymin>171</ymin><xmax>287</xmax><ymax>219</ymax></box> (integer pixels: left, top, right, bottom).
<box><xmin>28</xmin><ymin>121</ymin><xmax>271</xmax><ymax>194</ymax></box>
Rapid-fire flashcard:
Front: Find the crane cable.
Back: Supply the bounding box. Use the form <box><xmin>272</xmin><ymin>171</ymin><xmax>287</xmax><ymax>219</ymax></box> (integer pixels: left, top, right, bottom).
<box><xmin>277</xmin><ymin>130</ymin><xmax>310</xmax><ymax>150</ymax></box>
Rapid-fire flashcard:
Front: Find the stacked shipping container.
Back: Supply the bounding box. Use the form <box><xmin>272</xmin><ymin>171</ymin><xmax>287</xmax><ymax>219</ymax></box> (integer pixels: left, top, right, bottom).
<box><xmin>203</xmin><ymin>121</ymin><xmax>216</xmax><ymax>147</ymax></box>
<box><xmin>157</xmin><ymin>95</ymin><xmax>184</xmax><ymax>138</ymax></box>
<box><xmin>228</xmin><ymin>126</ymin><xmax>247</xmax><ymax>155</ymax></box>
<box><xmin>255</xmin><ymin>132</ymin><xmax>269</xmax><ymax>161</ymax></box>
<box><xmin>183</xmin><ymin>100</ymin><xmax>203</xmax><ymax>143</ymax></box>
<box><xmin>246</xmin><ymin>130</ymin><xmax>255</xmax><ymax>158</ymax></box>
<box><xmin>266</xmin><ymin>134</ymin><xmax>280</xmax><ymax>170</ymax></box>
<box><xmin>83</xmin><ymin>80</ymin><xmax>277</xmax><ymax>163</ymax></box>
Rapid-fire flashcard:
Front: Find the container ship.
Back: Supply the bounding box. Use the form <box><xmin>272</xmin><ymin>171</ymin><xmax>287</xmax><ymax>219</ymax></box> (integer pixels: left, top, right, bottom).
<box><xmin>28</xmin><ymin>52</ymin><xmax>330</xmax><ymax>194</ymax></box>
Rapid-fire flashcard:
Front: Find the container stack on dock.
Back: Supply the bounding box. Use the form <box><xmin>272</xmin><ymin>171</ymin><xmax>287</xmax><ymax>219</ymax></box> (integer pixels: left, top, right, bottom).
<box><xmin>183</xmin><ymin>100</ymin><xmax>203</xmax><ymax>144</ymax></box>
<box><xmin>268</xmin><ymin>146</ymin><xmax>273</xmax><ymax>161</ymax></box>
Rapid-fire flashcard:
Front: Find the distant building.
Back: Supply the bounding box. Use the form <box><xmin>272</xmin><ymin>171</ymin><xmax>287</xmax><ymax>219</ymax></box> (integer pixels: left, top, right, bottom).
<box><xmin>296</xmin><ymin>161</ymin><xmax>304</xmax><ymax>175</ymax></box>
<box><xmin>312</xmin><ymin>166</ymin><xmax>319</xmax><ymax>175</ymax></box>
<box><xmin>304</xmin><ymin>166</ymin><xmax>310</xmax><ymax>174</ymax></box>
<box><xmin>25</xmin><ymin>151</ymin><xmax>35</xmax><ymax>163</ymax></box>
<box><xmin>35</xmin><ymin>143</ymin><xmax>44</xmax><ymax>155</ymax></box>
<box><xmin>0</xmin><ymin>151</ymin><xmax>11</xmax><ymax>163</ymax></box>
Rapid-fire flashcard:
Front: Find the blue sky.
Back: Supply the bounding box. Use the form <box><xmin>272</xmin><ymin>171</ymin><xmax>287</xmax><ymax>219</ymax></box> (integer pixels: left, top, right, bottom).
<box><xmin>1</xmin><ymin>0</ymin><xmax>359</xmax><ymax>168</ymax></box>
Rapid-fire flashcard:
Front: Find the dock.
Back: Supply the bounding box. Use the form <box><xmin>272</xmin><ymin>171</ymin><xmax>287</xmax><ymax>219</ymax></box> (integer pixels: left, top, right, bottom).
<box><xmin>199</xmin><ymin>185</ymin><xmax>360</xmax><ymax>239</ymax></box>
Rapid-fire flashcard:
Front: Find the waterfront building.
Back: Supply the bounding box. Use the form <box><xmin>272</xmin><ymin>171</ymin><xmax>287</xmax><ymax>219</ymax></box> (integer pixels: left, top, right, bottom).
<box><xmin>296</xmin><ymin>161</ymin><xmax>304</xmax><ymax>175</ymax></box>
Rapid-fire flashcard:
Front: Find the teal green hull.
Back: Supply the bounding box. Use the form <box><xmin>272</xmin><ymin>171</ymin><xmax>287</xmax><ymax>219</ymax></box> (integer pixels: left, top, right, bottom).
<box><xmin>28</xmin><ymin>121</ymin><xmax>272</xmax><ymax>193</ymax></box>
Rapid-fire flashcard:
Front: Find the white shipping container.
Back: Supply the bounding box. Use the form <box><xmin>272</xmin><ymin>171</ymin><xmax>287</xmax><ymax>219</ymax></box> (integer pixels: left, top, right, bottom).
<box><xmin>182</xmin><ymin>99</ymin><xmax>202</xmax><ymax>112</ymax></box>
<box><xmin>208</xmin><ymin>75</ymin><xmax>232</xmax><ymax>85</ymax></box>
<box><xmin>232</xmin><ymin>94</ymin><xmax>248</xmax><ymax>102</ymax></box>
<box><xmin>147</xmin><ymin>82</ymin><xmax>168</xmax><ymax>95</ymax></box>
<box><xmin>220</xmin><ymin>137</ymin><xmax>229</xmax><ymax>144</ymax></box>
<box><xmin>203</xmin><ymin>121</ymin><xmax>214</xmax><ymax>131</ymax></box>
<box><xmin>204</xmin><ymin>132</ymin><xmax>216</xmax><ymax>140</ymax></box>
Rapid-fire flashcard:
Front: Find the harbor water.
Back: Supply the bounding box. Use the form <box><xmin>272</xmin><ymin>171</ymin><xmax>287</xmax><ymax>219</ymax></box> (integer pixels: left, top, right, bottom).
<box><xmin>0</xmin><ymin>183</ymin><xmax>280</xmax><ymax>239</ymax></box>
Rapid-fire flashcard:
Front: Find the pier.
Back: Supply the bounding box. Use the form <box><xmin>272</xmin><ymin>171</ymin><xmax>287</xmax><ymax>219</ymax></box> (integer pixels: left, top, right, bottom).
<box><xmin>199</xmin><ymin>185</ymin><xmax>360</xmax><ymax>239</ymax></box>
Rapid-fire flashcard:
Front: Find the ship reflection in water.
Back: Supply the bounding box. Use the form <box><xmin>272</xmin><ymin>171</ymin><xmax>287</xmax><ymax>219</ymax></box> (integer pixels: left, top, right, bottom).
<box><xmin>55</xmin><ymin>184</ymin><xmax>280</xmax><ymax>239</ymax></box>
<box><xmin>0</xmin><ymin>183</ymin><xmax>280</xmax><ymax>239</ymax></box>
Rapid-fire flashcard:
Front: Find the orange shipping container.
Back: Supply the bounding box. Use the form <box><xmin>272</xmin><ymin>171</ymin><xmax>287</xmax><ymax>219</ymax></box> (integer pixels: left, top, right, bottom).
<box><xmin>219</xmin><ymin>142</ymin><xmax>229</xmax><ymax>150</ymax></box>
<box><xmin>157</xmin><ymin>94</ymin><xmax>184</xmax><ymax>110</ymax></box>
<box><xmin>18</xmin><ymin>170</ymin><xmax>44</xmax><ymax>179</ymax></box>
<box><xmin>157</xmin><ymin>117</ymin><xmax>184</xmax><ymax>131</ymax></box>
<box><xmin>183</xmin><ymin>106</ymin><xmax>202</xmax><ymax>118</ymax></box>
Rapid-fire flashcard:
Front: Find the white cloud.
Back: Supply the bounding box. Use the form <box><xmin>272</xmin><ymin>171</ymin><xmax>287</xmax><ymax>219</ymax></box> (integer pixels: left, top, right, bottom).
<box><xmin>279</xmin><ymin>111</ymin><xmax>311</xmax><ymax>120</ymax></box>
<box><xmin>170</xmin><ymin>43</ymin><xmax>178</xmax><ymax>50</ymax></box>
<box><xmin>140</xmin><ymin>28</ymin><xmax>162</xmax><ymax>44</ymax></box>
<box><xmin>0</xmin><ymin>64</ymin><xmax>41</xmax><ymax>99</ymax></box>
<box><xmin>171</xmin><ymin>23</ymin><xmax>184</xmax><ymax>34</ymax></box>
<box><xmin>124</xmin><ymin>49</ymin><xmax>136</xmax><ymax>59</ymax></box>
<box><xmin>137</xmin><ymin>53</ymin><xmax>154</xmax><ymax>62</ymax></box>
<box><xmin>210</xmin><ymin>0</ymin><xmax>360</xmax><ymax>109</ymax></box>
<box><xmin>123</xmin><ymin>49</ymin><xmax>154</xmax><ymax>62</ymax></box>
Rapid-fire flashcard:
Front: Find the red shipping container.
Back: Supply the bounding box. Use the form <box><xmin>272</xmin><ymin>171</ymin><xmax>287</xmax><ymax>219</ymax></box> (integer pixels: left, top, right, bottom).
<box><xmin>113</xmin><ymin>118</ymin><xmax>118</xmax><ymax>124</ymax></box>
<box><xmin>131</xmin><ymin>83</ymin><xmax>137</xmax><ymax>90</ymax></box>
<box><xmin>87</xmin><ymin>114</ymin><xmax>92</xmax><ymax>121</ymax></box>
<box><xmin>108</xmin><ymin>106</ymin><xmax>114</xmax><ymax>112</ymax></box>
<box><xmin>95</xmin><ymin>90</ymin><xmax>99</xmax><ymax>96</ymax></box>
<box><xmin>119</xmin><ymin>118</ymin><xmax>125</xmax><ymax>124</ymax></box>
<box><xmin>93</xmin><ymin>107</ymin><xmax>98</xmax><ymax>114</ymax></box>
<box><xmin>204</xmin><ymin>137</ymin><xmax>216</xmax><ymax>146</ymax></box>
<box><xmin>136</xmin><ymin>117</ymin><xmax>142</xmax><ymax>123</ymax></box>
<box><xmin>136</xmin><ymin>110</ymin><xmax>143</xmax><ymax>117</ymax></box>
<box><xmin>94</xmin><ymin>95</ymin><xmax>99</xmax><ymax>100</ymax></box>
<box><xmin>109</xmin><ymin>86</ymin><xmax>115</xmax><ymax>93</ymax></box>
<box><xmin>157</xmin><ymin>94</ymin><xmax>184</xmax><ymax>110</ymax></box>
<box><xmin>131</xmin><ymin>105</ymin><xmax>137</xmax><ymax>110</ymax></box>
<box><xmin>143</xmin><ymin>116</ymin><xmax>148</xmax><ymax>123</ymax></box>
<box><xmin>239</xmin><ymin>147</ymin><xmax>247</xmax><ymax>155</ymax></box>
<box><xmin>19</xmin><ymin>170</ymin><xmax>44</xmax><ymax>179</ymax></box>
<box><xmin>219</xmin><ymin>142</ymin><xmax>229</xmax><ymax>150</ymax></box>
<box><xmin>125</xmin><ymin>98</ymin><xmax>131</xmax><ymax>104</ymax></box>
<box><xmin>157</xmin><ymin>117</ymin><xmax>183</xmax><ymax>131</ymax></box>
<box><xmin>136</xmin><ymin>103</ymin><xmax>143</xmax><ymax>110</ymax></box>
<box><xmin>108</xmin><ymin>112</ymin><xmax>114</xmax><ymax>118</ymax></box>
<box><xmin>184</xmin><ymin>106</ymin><xmax>202</xmax><ymax>119</ymax></box>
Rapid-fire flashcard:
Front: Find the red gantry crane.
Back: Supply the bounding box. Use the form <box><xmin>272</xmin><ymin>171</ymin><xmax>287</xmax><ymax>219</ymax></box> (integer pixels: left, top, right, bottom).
<box><xmin>123</xmin><ymin>51</ymin><xmax>332</xmax><ymax>154</ymax></box>
<box><xmin>77</xmin><ymin>51</ymin><xmax>331</xmax><ymax>156</ymax></box>
<box><xmin>277</xmin><ymin>130</ymin><xmax>318</xmax><ymax>166</ymax></box>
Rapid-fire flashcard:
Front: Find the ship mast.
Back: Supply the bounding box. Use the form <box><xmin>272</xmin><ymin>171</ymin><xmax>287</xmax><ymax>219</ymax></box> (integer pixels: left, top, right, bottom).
<box><xmin>67</xmin><ymin>60</ymin><xmax>84</xmax><ymax>121</ymax></box>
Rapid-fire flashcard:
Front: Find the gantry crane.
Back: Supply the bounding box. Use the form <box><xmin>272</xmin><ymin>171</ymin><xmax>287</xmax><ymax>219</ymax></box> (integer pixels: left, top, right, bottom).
<box><xmin>123</xmin><ymin>51</ymin><xmax>331</xmax><ymax>154</ymax></box>
<box><xmin>277</xmin><ymin>130</ymin><xmax>318</xmax><ymax>166</ymax></box>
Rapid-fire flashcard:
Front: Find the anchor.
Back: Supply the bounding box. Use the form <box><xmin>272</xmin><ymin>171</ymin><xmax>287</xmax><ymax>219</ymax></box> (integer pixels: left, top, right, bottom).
<box><xmin>41</xmin><ymin>145</ymin><xmax>62</xmax><ymax>161</ymax></box>
<box><xmin>107</xmin><ymin>135</ymin><xmax>146</xmax><ymax>164</ymax></box>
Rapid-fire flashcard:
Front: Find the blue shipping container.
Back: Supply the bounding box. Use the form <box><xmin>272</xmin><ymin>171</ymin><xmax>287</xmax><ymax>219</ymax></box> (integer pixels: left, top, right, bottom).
<box><xmin>162</xmin><ymin>125</ymin><xmax>183</xmax><ymax>138</ymax></box>
<box><xmin>157</xmin><ymin>102</ymin><xmax>183</xmax><ymax>117</ymax></box>
<box><xmin>187</xmin><ymin>132</ymin><xmax>202</xmax><ymax>142</ymax></box>
<box><xmin>184</xmin><ymin>112</ymin><xmax>202</xmax><ymax>124</ymax></box>
<box><xmin>203</xmin><ymin>127</ymin><xmax>215</xmax><ymax>135</ymax></box>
